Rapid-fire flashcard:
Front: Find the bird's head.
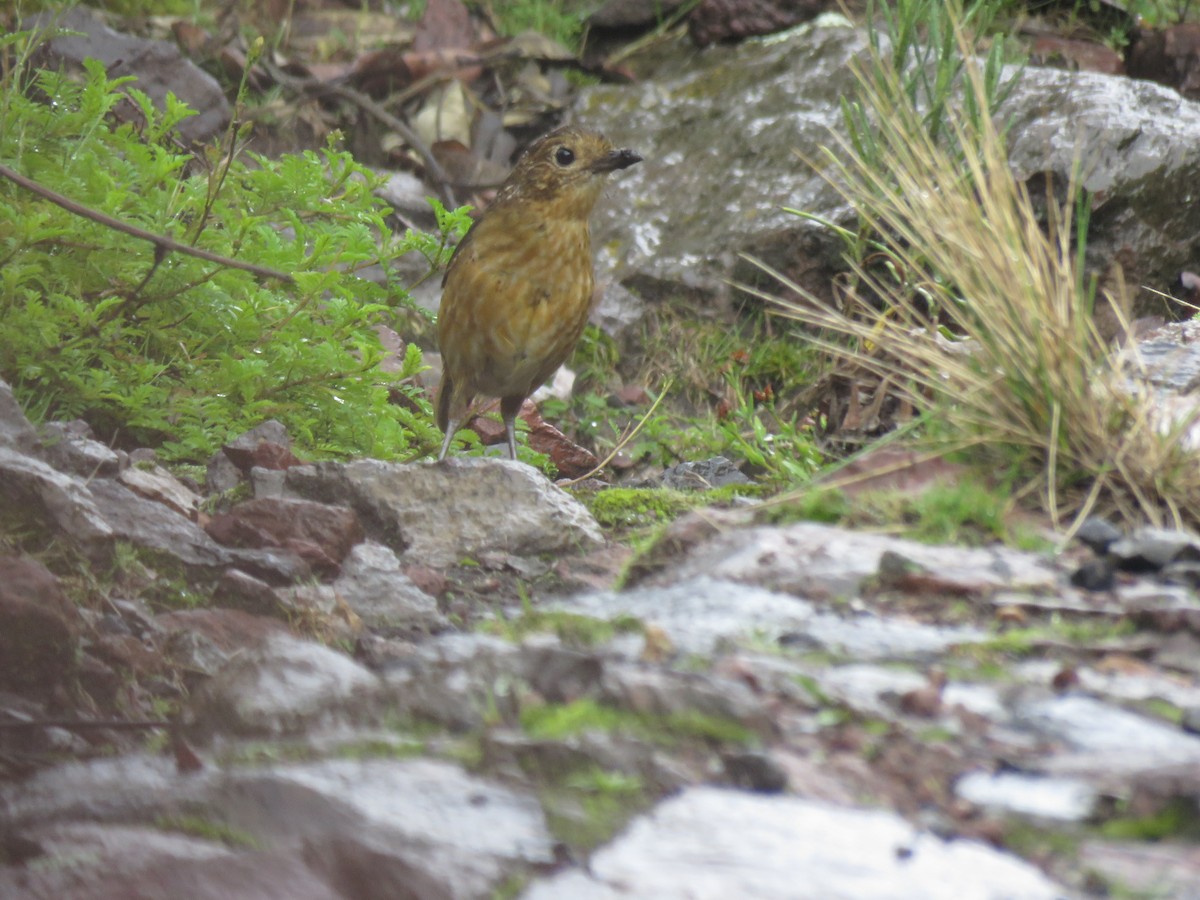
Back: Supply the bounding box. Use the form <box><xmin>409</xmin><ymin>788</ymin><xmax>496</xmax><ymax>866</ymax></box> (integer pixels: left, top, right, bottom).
<box><xmin>497</xmin><ymin>125</ymin><xmax>641</xmax><ymax>216</ymax></box>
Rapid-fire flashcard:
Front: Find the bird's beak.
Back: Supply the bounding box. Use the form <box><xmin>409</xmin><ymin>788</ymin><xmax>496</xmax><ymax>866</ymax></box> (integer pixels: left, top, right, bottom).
<box><xmin>593</xmin><ymin>148</ymin><xmax>642</xmax><ymax>172</ymax></box>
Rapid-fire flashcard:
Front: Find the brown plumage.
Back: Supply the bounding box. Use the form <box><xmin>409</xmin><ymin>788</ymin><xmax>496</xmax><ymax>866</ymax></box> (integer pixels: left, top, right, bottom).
<box><xmin>435</xmin><ymin>125</ymin><xmax>641</xmax><ymax>460</ymax></box>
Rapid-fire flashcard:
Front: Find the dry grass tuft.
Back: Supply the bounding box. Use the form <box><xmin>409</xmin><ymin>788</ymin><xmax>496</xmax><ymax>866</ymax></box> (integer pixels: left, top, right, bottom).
<box><xmin>742</xmin><ymin>26</ymin><xmax>1200</xmax><ymax>531</ymax></box>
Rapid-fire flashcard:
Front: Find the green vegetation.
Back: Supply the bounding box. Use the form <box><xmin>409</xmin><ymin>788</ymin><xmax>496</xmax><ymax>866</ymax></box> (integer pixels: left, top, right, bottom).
<box><xmin>481</xmin><ymin>608</ymin><xmax>645</xmax><ymax>647</ymax></box>
<box><xmin>520</xmin><ymin>697</ymin><xmax>756</xmax><ymax>746</ymax></box>
<box><xmin>538</xmin><ymin>765</ymin><xmax>648</xmax><ymax>850</ymax></box>
<box><xmin>1099</xmin><ymin>797</ymin><xmax>1200</xmax><ymax>841</ymax></box>
<box><xmin>155</xmin><ymin>814</ymin><xmax>262</xmax><ymax>849</ymax></box>
<box><xmin>0</xmin><ymin>32</ymin><xmax>470</xmax><ymax>463</ymax></box>
<box><xmin>766</xmin><ymin>479</ymin><xmax>1051</xmax><ymax>549</ymax></box>
<box><xmin>546</xmin><ymin>310</ymin><xmax>825</xmax><ymax>484</ymax></box>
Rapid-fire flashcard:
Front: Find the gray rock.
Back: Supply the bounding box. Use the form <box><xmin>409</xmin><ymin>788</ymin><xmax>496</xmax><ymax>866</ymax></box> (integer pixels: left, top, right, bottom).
<box><xmin>39</xmin><ymin>420</ymin><xmax>123</xmax><ymax>478</ymax></box>
<box><xmin>660</xmin><ymin>456</ymin><xmax>752</xmax><ymax>490</ymax></box>
<box><xmin>0</xmin><ymin>378</ymin><xmax>39</xmax><ymax>453</ymax></box>
<box><xmin>955</xmin><ymin>771</ymin><xmax>1098</xmax><ymax>823</ymax></box>
<box><xmin>1110</xmin><ymin>527</ymin><xmax>1200</xmax><ymax>572</ymax></box>
<box><xmin>26</xmin><ymin>8</ymin><xmax>230</xmax><ymax>143</ymax></box>
<box><xmin>326</xmin><ymin>541</ymin><xmax>446</xmax><ymax>632</ymax></box>
<box><xmin>1017</xmin><ymin>694</ymin><xmax>1200</xmax><ymax>776</ymax></box>
<box><xmin>187</xmin><ymin>634</ymin><xmax>381</xmax><ymax>740</ymax></box>
<box><xmin>652</xmin><ymin>521</ymin><xmax>1059</xmax><ymax>600</ymax></box>
<box><xmin>554</xmin><ymin>577</ymin><xmax>982</xmax><ymax>661</ymax></box>
<box><xmin>380</xmin><ymin>633</ymin><xmax>525</xmax><ymax>730</ymax></box>
<box><xmin>0</xmin><ymin>754</ymin><xmax>216</xmax><ymax>831</ymax></box>
<box><xmin>283</xmin><ymin>457</ymin><xmax>603</xmax><ymax>567</ymax></box>
<box><xmin>600</xmin><ymin>662</ymin><xmax>774</xmax><ymax>736</ymax></box>
<box><xmin>1074</xmin><ymin>516</ymin><xmax>1123</xmax><ymax>555</ymax></box>
<box><xmin>578</xmin><ymin>18</ymin><xmax>1200</xmax><ymax>331</ymax></box>
<box><xmin>522</xmin><ymin>787</ymin><xmax>1063</xmax><ymax>899</ymax></box>
<box><xmin>216</xmin><ymin>758</ymin><xmax>555</xmax><ymax>897</ymax></box>
<box><xmin>87</xmin><ymin>479</ymin><xmax>308</xmax><ymax>583</ymax></box>
<box><xmin>0</xmin><ymin>447</ymin><xmax>113</xmax><ymax>552</ymax></box>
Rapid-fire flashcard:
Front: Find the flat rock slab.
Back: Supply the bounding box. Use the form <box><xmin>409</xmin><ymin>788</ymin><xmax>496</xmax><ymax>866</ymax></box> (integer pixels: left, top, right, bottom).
<box><xmin>282</xmin><ymin>458</ymin><xmax>603</xmax><ymax>567</ymax></box>
<box><xmin>522</xmin><ymin>786</ymin><xmax>1063</xmax><ymax>899</ymax></box>
<box><xmin>186</xmin><ymin>634</ymin><xmax>381</xmax><ymax>740</ymax></box>
<box><xmin>554</xmin><ymin>577</ymin><xmax>982</xmax><ymax>660</ymax></box>
<box><xmin>652</xmin><ymin>521</ymin><xmax>1060</xmax><ymax>601</ymax></box>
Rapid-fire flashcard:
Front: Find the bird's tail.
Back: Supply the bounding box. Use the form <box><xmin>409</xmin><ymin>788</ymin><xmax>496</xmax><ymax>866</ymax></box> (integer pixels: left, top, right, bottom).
<box><xmin>436</xmin><ymin>374</ymin><xmax>453</xmax><ymax>432</ymax></box>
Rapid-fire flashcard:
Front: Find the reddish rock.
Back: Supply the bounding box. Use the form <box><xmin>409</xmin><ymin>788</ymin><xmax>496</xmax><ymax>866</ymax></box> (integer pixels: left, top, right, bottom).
<box><xmin>156</xmin><ymin>607</ymin><xmax>292</xmax><ymax>653</ymax></box>
<box><xmin>204</xmin><ymin>498</ymin><xmax>364</xmax><ymax>576</ymax></box>
<box><xmin>688</xmin><ymin>0</ymin><xmax>827</xmax><ymax>47</ymax></box>
<box><xmin>0</xmin><ymin>555</ymin><xmax>79</xmax><ymax>692</ymax></box>
<box><xmin>1128</xmin><ymin>24</ymin><xmax>1200</xmax><ymax>99</ymax></box>
<box><xmin>221</xmin><ymin>420</ymin><xmax>302</xmax><ymax>473</ymax></box>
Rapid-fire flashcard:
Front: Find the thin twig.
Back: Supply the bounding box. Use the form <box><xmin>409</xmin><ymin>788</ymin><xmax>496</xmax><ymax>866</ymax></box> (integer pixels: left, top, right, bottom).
<box><xmin>561</xmin><ymin>379</ymin><xmax>674</xmax><ymax>486</ymax></box>
<box><xmin>260</xmin><ymin>59</ymin><xmax>458</xmax><ymax>208</ymax></box>
<box><xmin>0</xmin><ymin>162</ymin><xmax>295</xmax><ymax>284</ymax></box>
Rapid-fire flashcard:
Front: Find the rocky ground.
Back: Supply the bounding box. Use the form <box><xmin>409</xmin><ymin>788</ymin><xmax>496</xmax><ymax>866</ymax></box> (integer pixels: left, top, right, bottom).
<box><xmin>5</xmin><ymin>3</ymin><xmax>1200</xmax><ymax>899</ymax></box>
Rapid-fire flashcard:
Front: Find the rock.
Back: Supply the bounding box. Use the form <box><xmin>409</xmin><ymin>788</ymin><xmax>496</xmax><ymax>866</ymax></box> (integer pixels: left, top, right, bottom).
<box><xmin>1109</xmin><ymin>527</ymin><xmax>1200</xmax><ymax>572</ymax></box>
<box><xmin>721</xmin><ymin>750</ymin><xmax>789</xmax><ymax>792</ymax></box>
<box><xmin>0</xmin><ymin>379</ymin><xmax>39</xmax><ymax>453</ymax></box>
<box><xmin>645</xmin><ymin>519</ymin><xmax>1060</xmax><ymax>600</ymax></box>
<box><xmin>219</xmin><ymin>419</ymin><xmax>302</xmax><ymax>474</ymax></box>
<box><xmin>25</xmin><ymin>8</ymin><xmax>230</xmax><ymax>144</ymax></box>
<box><xmin>88</xmin><ymin>480</ymin><xmax>309</xmax><ymax>584</ymax></box>
<box><xmin>590</xmin><ymin>0</ymin><xmax>689</xmax><ymax>29</ymax></box>
<box><xmin>554</xmin><ymin>576</ymin><xmax>982</xmax><ymax>661</ymax></box>
<box><xmin>688</xmin><ymin>0</ymin><xmax>827</xmax><ymax>47</ymax></box>
<box><xmin>1070</xmin><ymin>557</ymin><xmax>1116</xmax><ymax>592</ymax></box>
<box><xmin>660</xmin><ymin>456</ymin><xmax>751</xmax><ymax>490</ymax></box>
<box><xmin>317</xmin><ymin>541</ymin><xmax>446</xmax><ymax>632</ymax></box>
<box><xmin>186</xmin><ymin>634</ymin><xmax>381</xmax><ymax>740</ymax></box>
<box><xmin>1078</xmin><ymin>839</ymin><xmax>1200</xmax><ymax>900</ymax></box>
<box><xmin>158</xmin><ymin>607</ymin><xmax>292</xmax><ymax>679</ymax></box>
<box><xmin>380</xmin><ymin>633</ymin><xmax>524</xmax><ymax>730</ymax></box>
<box><xmin>1017</xmin><ymin>694</ymin><xmax>1200</xmax><ymax>776</ymax></box>
<box><xmin>601</xmin><ymin>662</ymin><xmax>774</xmax><ymax>736</ymax></box>
<box><xmin>39</xmin><ymin>420</ymin><xmax>123</xmax><ymax>478</ymax></box>
<box><xmin>0</xmin><ymin>555</ymin><xmax>80</xmax><ymax>692</ymax></box>
<box><xmin>119</xmin><ymin>463</ymin><xmax>200</xmax><ymax>519</ymax></box>
<box><xmin>0</xmin><ymin>447</ymin><xmax>114</xmax><ymax>553</ymax></box>
<box><xmin>522</xmin><ymin>787</ymin><xmax>1064</xmax><ymax>899</ymax></box>
<box><xmin>955</xmin><ymin>771</ymin><xmax>1098</xmax><ymax>823</ymax></box>
<box><xmin>577</xmin><ymin>19</ymin><xmax>1200</xmax><ymax>333</ymax></box>
<box><xmin>204</xmin><ymin>498</ymin><xmax>364</xmax><ymax>577</ymax></box>
<box><xmin>1075</xmin><ymin>516</ymin><xmax>1123</xmax><ymax>554</ymax></box>
<box><xmin>214</xmin><ymin>758</ymin><xmax>555</xmax><ymax>897</ymax></box>
<box><xmin>1127</xmin><ymin>22</ymin><xmax>1200</xmax><ymax>99</ymax></box>
<box><xmin>282</xmin><ymin>457</ymin><xmax>603</xmax><ymax>567</ymax></box>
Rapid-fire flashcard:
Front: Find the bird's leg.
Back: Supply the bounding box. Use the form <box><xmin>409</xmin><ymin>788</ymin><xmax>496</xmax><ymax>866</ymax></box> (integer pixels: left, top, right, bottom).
<box><xmin>438</xmin><ymin>419</ymin><xmax>459</xmax><ymax>461</ymax></box>
<box><xmin>501</xmin><ymin>396</ymin><xmax>524</xmax><ymax>461</ymax></box>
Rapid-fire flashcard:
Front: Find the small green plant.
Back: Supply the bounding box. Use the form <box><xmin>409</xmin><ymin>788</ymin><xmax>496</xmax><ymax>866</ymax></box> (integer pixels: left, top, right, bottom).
<box><xmin>0</xmin><ymin>32</ymin><xmax>469</xmax><ymax>463</ymax></box>
<box><xmin>520</xmin><ymin>697</ymin><xmax>756</xmax><ymax>746</ymax></box>
<box><xmin>482</xmin><ymin>609</ymin><xmax>644</xmax><ymax>646</ymax></box>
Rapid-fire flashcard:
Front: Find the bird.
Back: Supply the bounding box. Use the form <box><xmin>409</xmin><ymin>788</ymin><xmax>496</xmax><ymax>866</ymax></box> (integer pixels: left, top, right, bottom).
<box><xmin>435</xmin><ymin>124</ymin><xmax>641</xmax><ymax>461</ymax></box>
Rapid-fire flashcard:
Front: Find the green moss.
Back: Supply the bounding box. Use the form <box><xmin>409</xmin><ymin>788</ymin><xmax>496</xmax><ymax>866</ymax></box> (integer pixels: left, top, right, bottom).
<box><xmin>1100</xmin><ymin>797</ymin><xmax>1200</xmax><ymax>841</ymax></box>
<box><xmin>482</xmin><ymin>609</ymin><xmax>644</xmax><ymax>648</ymax></box>
<box><xmin>1002</xmin><ymin>822</ymin><xmax>1081</xmax><ymax>860</ymax></box>
<box><xmin>765</xmin><ymin>478</ymin><xmax>1054</xmax><ymax>550</ymax></box>
<box><xmin>155</xmin><ymin>815</ymin><xmax>262</xmax><ymax>849</ymax></box>
<box><xmin>583</xmin><ymin>487</ymin><xmax>696</xmax><ymax>530</ymax></box>
<box><xmin>520</xmin><ymin>698</ymin><xmax>755</xmax><ymax>747</ymax></box>
<box><xmin>539</xmin><ymin>765</ymin><xmax>650</xmax><ymax>851</ymax></box>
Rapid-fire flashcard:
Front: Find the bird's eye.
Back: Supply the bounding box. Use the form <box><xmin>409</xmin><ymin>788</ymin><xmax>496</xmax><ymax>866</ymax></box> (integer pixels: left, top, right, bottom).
<box><xmin>554</xmin><ymin>146</ymin><xmax>575</xmax><ymax>167</ymax></box>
